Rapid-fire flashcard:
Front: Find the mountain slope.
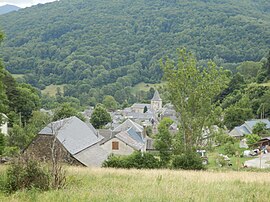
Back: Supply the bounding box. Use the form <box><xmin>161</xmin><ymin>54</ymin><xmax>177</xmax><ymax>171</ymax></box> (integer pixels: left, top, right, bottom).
<box><xmin>0</xmin><ymin>5</ymin><xmax>20</xmax><ymax>15</ymax></box>
<box><xmin>0</xmin><ymin>0</ymin><xmax>269</xmax><ymax>105</ymax></box>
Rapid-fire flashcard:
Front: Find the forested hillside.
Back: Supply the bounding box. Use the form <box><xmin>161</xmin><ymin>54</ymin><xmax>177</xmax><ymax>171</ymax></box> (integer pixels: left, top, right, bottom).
<box><xmin>0</xmin><ymin>0</ymin><xmax>270</xmax><ymax>106</ymax></box>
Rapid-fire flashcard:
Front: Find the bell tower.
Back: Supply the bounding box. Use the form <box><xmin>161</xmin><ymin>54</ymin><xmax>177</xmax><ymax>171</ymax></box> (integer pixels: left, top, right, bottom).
<box><xmin>151</xmin><ymin>90</ymin><xmax>162</xmax><ymax>111</ymax></box>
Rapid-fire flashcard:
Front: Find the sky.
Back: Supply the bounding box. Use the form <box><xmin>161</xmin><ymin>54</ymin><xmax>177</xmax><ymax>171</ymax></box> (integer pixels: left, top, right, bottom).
<box><xmin>0</xmin><ymin>0</ymin><xmax>58</xmax><ymax>8</ymax></box>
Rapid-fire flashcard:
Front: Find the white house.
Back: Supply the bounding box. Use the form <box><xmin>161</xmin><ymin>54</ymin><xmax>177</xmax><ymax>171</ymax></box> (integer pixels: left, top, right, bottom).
<box><xmin>0</xmin><ymin>114</ymin><xmax>8</xmax><ymax>135</ymax></box>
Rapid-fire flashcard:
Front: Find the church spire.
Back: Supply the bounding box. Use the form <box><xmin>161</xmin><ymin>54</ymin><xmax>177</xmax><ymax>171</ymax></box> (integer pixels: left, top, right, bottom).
<box><xmin>151</xmin><ymin>90</ymin><xmax>162</xmax><ymax>101</ymax></box>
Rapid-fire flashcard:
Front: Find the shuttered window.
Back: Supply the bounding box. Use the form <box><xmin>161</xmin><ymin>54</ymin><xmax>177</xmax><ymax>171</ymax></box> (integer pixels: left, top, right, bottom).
<box><xmin>112</xmin><ymin>141</ymin><xmax>119</xmax><ymax>150</ymax></box>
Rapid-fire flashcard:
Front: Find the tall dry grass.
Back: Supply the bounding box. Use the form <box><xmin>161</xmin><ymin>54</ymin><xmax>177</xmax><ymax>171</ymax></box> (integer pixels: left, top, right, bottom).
<box><xmin>1</xmin><ymin>166</ymin><xmax>269</xmax><ymax>202</ymax></box>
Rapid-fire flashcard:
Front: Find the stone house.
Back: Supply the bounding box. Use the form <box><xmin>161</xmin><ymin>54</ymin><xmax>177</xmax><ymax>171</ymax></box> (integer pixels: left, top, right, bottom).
<box><xmin>101</xmin><ymin>127</ymin><xmax>145</xmax><ymax>155</ymax></box>
<box><xmin>100</xmin><ymin>119</ymin><xmax>154</xmax><ymax>155</ymax></box>
<box><xmin>24</xmin><ymin>116</ymin><xmax>109</xmax><ymax>167</ymax></box>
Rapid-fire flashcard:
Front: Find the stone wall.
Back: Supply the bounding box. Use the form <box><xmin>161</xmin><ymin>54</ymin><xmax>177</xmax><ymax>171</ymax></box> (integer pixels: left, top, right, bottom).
<box><xmin>24</xmin><ymin>135</ymin><xmax>82</xmax><ymax>166</ymax></box>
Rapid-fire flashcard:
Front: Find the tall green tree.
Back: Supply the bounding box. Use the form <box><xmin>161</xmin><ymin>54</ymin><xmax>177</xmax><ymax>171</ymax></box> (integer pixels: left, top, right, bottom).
<box><xmin>224</xmin><ymin>95</ymin><xmax>253</xmax><ymax>130</ymax></box>
<box><xmin>53</xmin><ymin>103</ymin><xmax>84</xmax><ymax>121</ymax></box>
<box><xmin>162</xmin><ymin>49</ymin><xmax>228</xmax><ymax>148</ymax></box>
<box><xmin>90</xmin><ymin>104</ymin><xmax>112</xmax><ymax>129</ymax></box>
<box><xmin>102</xmin><ymin>95</ymin><xmax>118</xmax><ymax>111</ymax></box>
<box><xmin>154</xmin><ymin>117</ymin><xmax>173</xmax><ymax>167</ymax></box>
<box><xmin>0</xmin><ymin>32</ymin><xmax>8</xmax><ymax>124</ymax></box>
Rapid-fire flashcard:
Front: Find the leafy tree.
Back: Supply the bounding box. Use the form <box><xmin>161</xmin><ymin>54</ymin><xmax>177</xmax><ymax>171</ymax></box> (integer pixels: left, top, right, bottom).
<box><xmin>252</xmin><ymin>122</ymin><xmax>269</xmax><ymax>136</ymax></box>
<box><xmin>102</xmin><ymin>95</ymin><xmax>118</xmax><ymax>111</ymax></box>
<box><xmin>0</xmin><ymin>133</ymin><xmax>6</xmax><ymax>155</ymax></box>
<box><xmin>0</xmin><ymin>32</ymin><xmax>8</xmax><ymax>124</ymax></box>
<box><xmin>143</xmin><ymin>106</ymin><xmax>148</xmax><ymax>113</ymax></box>
<box><xmin>7</xmin><ymin>111</ymin><xmax>51</xmax><ymax>150</ymax></box>
<box><xmin>90</xmin><ymin>104</ymin><xmax>112</xmax><ymax>129</ymax></box>
<box><xmin>162</xmin><ymin>48</ymin><xmax>228</xmax><ymax>148</ymax></box>
<box><xmin>246</xmin><ymin>134</ymin><xmax>261</xmax><ymax>146</ymax></box>
<box><xmin>154</xmin><ymin>118</ymin><xmax>174</xmax><ymax>167</ymax></box>
<box><xmin>53</xmin><ymin>103</ymin><xmax>84</xmax><ymax>121</ymax></box>
<box><xmin>224</xmin><ymin>96</ymin><xmax>253</xmax><ymax>130</ymax></box>
<box><xmin>257</xmin><ymin>90</ymin><xmax>270</xmax><ymax>118</ymax></box>
<box><xmin>236</xmin><ymin>61</ymin><xmax>262</xmax><ymax>82</ymax></box>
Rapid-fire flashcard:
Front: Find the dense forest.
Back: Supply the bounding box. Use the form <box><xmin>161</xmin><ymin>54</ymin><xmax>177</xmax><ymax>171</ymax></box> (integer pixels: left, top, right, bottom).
<box><xmin>0</xmin><ymin>0</ymin><xmax>270</xmax><ymax>107</ymax></box>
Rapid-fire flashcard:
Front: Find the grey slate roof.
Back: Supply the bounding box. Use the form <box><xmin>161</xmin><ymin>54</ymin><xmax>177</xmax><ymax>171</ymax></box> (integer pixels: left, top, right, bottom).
<box><xmin>131</xmin><ymin>103</ymin><xmax>151</xmax><ymax>109</ymax></box>
<box><xmin>113</xmin><ymin>119</ymin><xmax>143</xmax><ymax>133</ymax></box>
<box><xmin>229</xmin><ymin>119</ymin><xmax>270</xmax><ymax>137</ymax></box>
<box><xmin>74</xmin><ymin>143</ymin><xmax>109</xmax><ymax>167</ymax></box>
<box><xmin>98</xmin><ymin>129</ymin><xmax>114</xmax><ymax>144</ymax></box>
<box><xmin>151</xmin><ymin>90</ymin><xmax>162</xmax><ymax>101</ymax></box>
<box><xmin>127</xmin><ymin>128</ymin><xmax>144</xmax><ymax>143</ymax></box>
<box><xmin>115</xmin><ymin>131</ymin><xmax>144</xmax><ymax>150</ymax></box>
<box><xmin>244</xmin><ymin>119</ymin><xmax>270</xmax><ymax>132</ymax></box>
<box><xmin>38</xmin><ymin>116</ymin><xmax>103</xmax><ymax>155</ymax></box>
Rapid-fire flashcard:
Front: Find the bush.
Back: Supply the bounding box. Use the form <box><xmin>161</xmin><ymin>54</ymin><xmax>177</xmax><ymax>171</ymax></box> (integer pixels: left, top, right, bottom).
<box><xmin>246</xmin><ymin>134</ymin><xmax>261</xmax><ymax>146</ymax></box>
<box><xmin>223</xmin><ymin>143</ymin><xmax>237</xmax><ymax>156</ymax></box>
<box><xmin>172</xmin><ymin>151</ymin><xmax>205</xmax><ymax>170</ymax></box>
<box><xmin>216</xmin><ymin>133</ymin><xmax>236</xmax><ymax>145</ymax></box>
<box><xmin>102</xmin><ymin>152</ymin><xmax>160</xmax><ymax>169</ymax></box>
<box><xmin>5</xmin><ymin>158</ymin><xmax>50</xmax><ymax>192</ymax></box>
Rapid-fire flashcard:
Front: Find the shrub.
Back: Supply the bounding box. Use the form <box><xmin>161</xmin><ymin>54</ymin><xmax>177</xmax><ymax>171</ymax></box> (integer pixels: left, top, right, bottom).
<box><xmin>216</xmin><ymin>133</ymin><xmax>236</xmax><ymax>145</ymax></box>
<box><xmin>102</xmin><ymin>152</ymin><xmax>160</xmax><ymax>169</ymax></box>
<box><xmin>172</xmin><ymin>151</ymin><xmax>205</xmax><ymax>170</ymax></box>
<box><xmin>5</xmin><ymin>158</ymin><xmax>50</xmax><ymax>192</ymax></box>
<box><xmin>102</xmin><ymin>154</ymin><xmax>126</xmax><ymax>168</ymax></box>
<box><xmin>246</xmin><ymin>134</ymin><xmax>261</xmax><ymax>146</ymax></box>
<box><xmin>223</xmin><ymin>143</ymin><xmax>237</xmax><ymax>156</ymax></box>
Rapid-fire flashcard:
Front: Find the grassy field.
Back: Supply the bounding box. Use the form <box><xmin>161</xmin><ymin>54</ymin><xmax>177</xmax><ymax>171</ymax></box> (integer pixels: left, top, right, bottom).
<box><xmin>11</xmin><ymin>74</ymin><xmax>24</xmax><ymax>79</ymax></box>
<box><xmin>131</xmin><ymin>82</ymin><xmax>165</xmax><ymax>94</ymax></box>
<box><xmin>0</xmin><ymin>166</ymin><xmax>270</xmax><ymax>202</ymax></box>
<box><xmin>41</xmin><ymin>85</ymin><xmax>65</xmax><ymax>97</ymax></box>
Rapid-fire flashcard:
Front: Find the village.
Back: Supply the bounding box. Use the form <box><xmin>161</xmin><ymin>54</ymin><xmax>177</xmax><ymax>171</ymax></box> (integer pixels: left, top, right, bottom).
<box><xmin>1</xmin><ymin>90</ymin><xmax>268</xmax><ymax>169</ymax></box>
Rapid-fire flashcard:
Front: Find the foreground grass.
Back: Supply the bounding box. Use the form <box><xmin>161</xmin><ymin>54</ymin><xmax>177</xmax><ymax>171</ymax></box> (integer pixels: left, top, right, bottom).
<box><xmin>0</xmin><ymin>166</ymin><xmax>270</xmax><ymax>202</ymax></box>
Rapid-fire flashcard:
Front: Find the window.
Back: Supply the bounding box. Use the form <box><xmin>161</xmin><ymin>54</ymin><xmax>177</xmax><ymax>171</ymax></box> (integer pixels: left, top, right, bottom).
<box><xmin>112</xmin><ymin>141</ymin><xmax>119</xmax><ymax>150</ymax></box>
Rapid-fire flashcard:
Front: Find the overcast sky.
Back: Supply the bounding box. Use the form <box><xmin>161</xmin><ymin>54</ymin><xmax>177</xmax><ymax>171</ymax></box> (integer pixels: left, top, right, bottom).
<box><xmin>0</xmin><ymin>0</ymin><xmax>58</xmax><ymax>8</ymax></box>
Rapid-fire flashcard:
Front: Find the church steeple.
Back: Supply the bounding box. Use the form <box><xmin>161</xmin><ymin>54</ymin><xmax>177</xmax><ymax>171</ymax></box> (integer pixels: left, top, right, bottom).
<box><xmin>151</xmin><ymin>90</ymin><xmax>162</xmax><ymax>111</ymax></box>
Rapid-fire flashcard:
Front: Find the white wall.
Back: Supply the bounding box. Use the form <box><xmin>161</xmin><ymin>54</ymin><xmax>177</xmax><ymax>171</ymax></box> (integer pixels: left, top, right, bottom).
<box><xmin>0</xmin><ymin>119</ymin><xmax>8</xmax><ymax>136</ymax></box>
<box><xmin>101</xmin><ymin>137</ymin><xmax>135</xmax><ymax>155</ymax></box>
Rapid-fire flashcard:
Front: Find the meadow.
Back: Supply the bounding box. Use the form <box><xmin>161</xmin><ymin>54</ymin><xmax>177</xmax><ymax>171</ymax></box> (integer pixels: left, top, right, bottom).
<box><xmin>0</xmin><ymin>166</ymin><xmax>269</xmax><ymax>202</ymax></box>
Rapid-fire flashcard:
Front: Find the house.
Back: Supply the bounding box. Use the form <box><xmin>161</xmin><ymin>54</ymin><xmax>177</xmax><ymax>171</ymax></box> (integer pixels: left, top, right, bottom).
<box><xmin>101</xmin><ymin>127</ymin><xmax>146</xmax><ymax>155</ymax></box>
<box><xmin>113</xmin><ymin>119</ymin><xmax>144</xmax><ymax>136</ymax></box>
<box><xmin>229</xmin><ymin>119</ymin><xmax>270</xmax><ymax>138</ymax></box>
<box><xmin>100</xmin><ymin>118</ymin><xmax>156</xmax><ymax>155</ymax></box>
<box><xmin>24</xmin><ymin>116</ymin><xmax>109</xmax><ymax>167</ymax></box>
<box><xmin>0</xmin><ymin>114</ymin><xmax>8</xmax><ymax>136</ymax></box>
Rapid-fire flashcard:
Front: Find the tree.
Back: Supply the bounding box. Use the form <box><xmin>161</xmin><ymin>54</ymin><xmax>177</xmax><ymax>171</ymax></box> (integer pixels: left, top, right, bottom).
<box><xmin>0</xmin><ymin>32</ymin><xmax>8</xmax><ymax>124</ymax></box>
<box><xmin>154</xmin><ymin>117</ymin><xmax>173</xmax><ymax>167</ymax></box>
<box><xmin>252</xmin><ymin>122</ymin><xmax>269</xmax><ymax>136</ymax></box>
<box><xmin>90</xmin><ymin>104</ymin><xmax>112</xmax><ymax>129</ymax></box>
<box><xmin>102</xmin><ymin>95</ymin><xmax>118</xmax><ymax>111</ymax></box>
<box><xmin>7</xmin><ymin>111</ymin><xmax>51</xmax><ymax>150</ymax></box>
<box><xmin>143</xmin><ymin>106</ymin><xmax>148</xmax><ymax>113</ymax></box>
<box><xmin>162</xmin><ymin>48</ymin><xmax>228</xmax><ymax>148</ymax></box>
<box><xmin>236</xmin><ymin>61</ymin><xmax>262</xmax><ymax>82</ymax></box>
<box><xmin>53</xmin><ymin>103</ymin><xmax>84</xmax><ymax>121</ymax></box>
<box><xmin>224</xmin><ymin>96</ymin><xmax>253</xmax><ymax>130</ymax></box>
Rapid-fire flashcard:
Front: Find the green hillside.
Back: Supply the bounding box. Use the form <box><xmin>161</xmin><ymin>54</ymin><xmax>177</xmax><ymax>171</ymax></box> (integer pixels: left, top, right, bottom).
<box><xmin>0</xmin><ymin>0</ymin><xmax>269</xmax><ymax>106</ymax></box>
